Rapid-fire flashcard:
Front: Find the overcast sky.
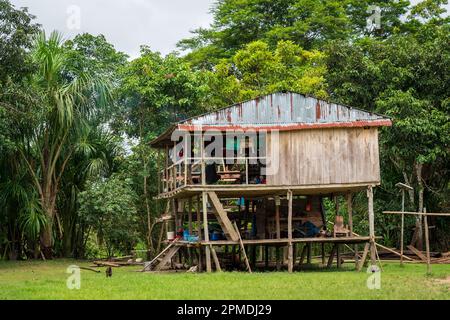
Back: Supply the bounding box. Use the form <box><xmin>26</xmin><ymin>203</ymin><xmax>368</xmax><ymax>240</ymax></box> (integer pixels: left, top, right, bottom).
<box><xmin>10</xmin><ymin>0</ymin><xmax>449</xmax><ymax>59</ymax></box>
<box><xmin>11</xmin><ymin>0</ymin><xmax>215</xmax><ymax>58</ymax></box>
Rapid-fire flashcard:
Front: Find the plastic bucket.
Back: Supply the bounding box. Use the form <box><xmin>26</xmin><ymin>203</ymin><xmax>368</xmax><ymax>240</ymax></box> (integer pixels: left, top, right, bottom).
<box><xmin>167</xmin><ymin>231</ymin><xmax>175</xmax><ymax>240</ymax></box>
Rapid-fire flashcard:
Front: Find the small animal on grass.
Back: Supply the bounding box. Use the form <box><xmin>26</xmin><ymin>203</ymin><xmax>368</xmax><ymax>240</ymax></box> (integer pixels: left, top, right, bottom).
<box><xmin>105</xmin><ymin>266</ymin><xmax>112</xmax><ymax>278</ymax></box>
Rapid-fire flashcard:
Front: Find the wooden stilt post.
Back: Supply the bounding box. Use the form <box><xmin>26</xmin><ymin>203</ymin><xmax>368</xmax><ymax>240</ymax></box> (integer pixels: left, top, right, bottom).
<box><xmin>292</xmin><ymin>244</ymin><xmax>297</xmax><ymax>266</ymax></box>
<box><xmin>327</xmin><ymin>244</ymin><xmax>337</xmax><ymax>268</ymax></box>
<box><xmin>264</xmin><ymin>245</ymin><xmax>269</xmax><ymax>268</ymax></box>
<box><xmin>196</xmin><ymin>195</ymin><xmax>203</xmax><ymax>272</ymax></box>
<box><xmin>423</xmin><ymin>208</ymin><xmax>431</xmax><ymax>274</ymax></box>
<box><xmin>321</xmin><ymin>243</ymin><xmax>326</xmax><ymax>265</ymax></box>
<box><xmin>299</xmin><ymin>244</ymin><xmax>308</xmax><ymax>266</ymax></box>
<box><xmin>287</xmin><ymin>190</ymin><xmax>293</xmax><ymax>273</ymax></box>
<box><xmin>336</xmin><ymin>245</ymin><xmax>341</xmax><ymax>268</ymax></box>
<box><xmin>307</xmin><ymin>243</ymin><xmax>312</xmax><ymax>264</ymax></box>
<box><xmin>367</xmin><ymin>186</ymin><xmax>376</xmax><ymax>266</ymax></box>
<box><xmin>202</xmin><ymin>192</ymin><xmax>211</xmax><ymax>272</ymax></box>
<box><xmin>188</xmin><ymin>198</ymin><xmax>193</xmax><ymax>235</ymax></box>
<box><xmin>275</xmin><ymin>196</ymin><xmax>281</xmax><ymax>271</ymax></box>
<box><xmin>347</xmin><ymin>193</ymin><xmax>358</xmax><ymax>268</ymax></box>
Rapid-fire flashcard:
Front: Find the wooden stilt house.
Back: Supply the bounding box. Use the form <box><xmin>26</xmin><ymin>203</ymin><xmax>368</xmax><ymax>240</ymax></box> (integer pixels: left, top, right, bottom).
<box><xmin>147</xmin><ymin>91</ymin><xmax>391</xmax><ymax>272</ymax></box>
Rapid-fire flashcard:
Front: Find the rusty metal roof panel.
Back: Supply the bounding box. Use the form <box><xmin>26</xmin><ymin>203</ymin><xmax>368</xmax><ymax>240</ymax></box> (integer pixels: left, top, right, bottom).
<box><xmin>181</xmin><ymin>92</ymin><xmax>387</xmax><ymax>127</ymax></box>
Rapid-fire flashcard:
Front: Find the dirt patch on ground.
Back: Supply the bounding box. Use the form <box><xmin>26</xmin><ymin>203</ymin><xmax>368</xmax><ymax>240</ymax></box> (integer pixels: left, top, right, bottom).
<box><xmin>432</xmin><ymin>276</ymin><xmax>450</xmax><ymax>286</ymax></box>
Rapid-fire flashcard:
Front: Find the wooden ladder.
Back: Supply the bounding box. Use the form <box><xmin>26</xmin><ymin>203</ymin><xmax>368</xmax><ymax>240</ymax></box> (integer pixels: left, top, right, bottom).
<box><xmin>142</xmin><ymin>239</ymin><xmax>180</xmax><ymax>272</ymax></box>
<box><xmin>207</xmin><ymin>192</ymin><xmax>239</xmax><ymax>242</ymax></box>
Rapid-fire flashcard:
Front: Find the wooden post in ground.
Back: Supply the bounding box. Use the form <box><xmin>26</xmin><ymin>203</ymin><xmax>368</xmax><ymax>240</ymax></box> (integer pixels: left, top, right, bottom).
<box><xmin>327</xmin><ymin>244</ymin><xmax>338</xmax><ymax>268</ymax></box>
<box><xmin>321</xmin><ymin>243</ymin><xmax>326</xmax><ymax>265</ymax></box>
<box><xmin>275</xmin><ymin>196</ymin><xmax>281</xmax><ymax>271</ymax></box>
<box><xmin>264</xmin><ymin>245</ymin><xmax>269</xmax><ymax>268</ymax></box>
<box><xmin>188</xmin><ymin>198</ymin><xmax>193</xmax><ymax>235</ymax></box>
<box><xmin>299</xmin><ymin>244</ymin><xmax>308</xmax><ymax>266</ymax></box>
<box><xmin>202</xmin><ymin>192</ymin><xmax>211</xmax><ymax>272</ymax></box>
<box><xmin>347</xmin><ymin>193</ymin><xmax>358</xmax><ymax>268</ymax></box>
<box><xmin>287</xmin><ymin>190</ymin><xmax>293</xmax><ymax>273</ymax></box>
<box><xmin>210</xmin><ymin>245</ymin><xmax>222</xmax><ymax>272</ymax></box>
<box><xmin>336</xmin><ymin>245</ymin><xmax>341</xmax><ymax>268</ymax></box>
<box><xmin>234</xmin><ymin>222</ymin><xmax>252</xmax><ymax>273</ymax></box>
<box><xmin>367</xmin><ymin>186</ymin><xmax>376</xmax><ymax>266</ymax></box>
<box><xmin>423</xmin><ymin>208</ymin><xmax>431</xmax><ymax>274</ymax></box>
<box><xmin>357</xmin><ymin>242</ymin><xmax>370</xmax><ymax>271</ymax></box>
<box><xmin>196</xmin><ymin>195</ymin><xmax>203</xmax><ymax>272</ymax></box>
<box><xmin>400</xmin><ymin>189</ymin><xmax>405</xmax><ymax>266</ymax></box>
<box><xmin>307</xmin><ymin>243</ymin><xmax>312</xmax><ymax>264</ymax></box>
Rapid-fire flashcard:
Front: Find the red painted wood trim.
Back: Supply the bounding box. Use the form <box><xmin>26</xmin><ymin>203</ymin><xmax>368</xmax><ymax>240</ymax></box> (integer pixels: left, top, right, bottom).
<box><xmin>178</xmin><ymin>119</ymin><xmax>392</xmax><ymax>132</ymax></box>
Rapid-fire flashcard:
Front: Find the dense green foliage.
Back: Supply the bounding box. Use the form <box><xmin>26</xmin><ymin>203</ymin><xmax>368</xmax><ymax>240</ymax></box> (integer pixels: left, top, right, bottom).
<box><xmin>78</xmin><ymin>175</ymin><xmax>138</xmax><ymax>257</ymax></box>
<box><xmin>0</xmin><ymin>0</ymin><xmax>448</xmax><ymax>260</ymax></box>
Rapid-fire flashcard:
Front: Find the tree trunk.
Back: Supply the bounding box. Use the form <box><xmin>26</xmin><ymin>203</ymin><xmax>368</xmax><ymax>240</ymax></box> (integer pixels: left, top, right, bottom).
<box><xmin>40</xmin><ymin>222</ymin><xmax>53</xmax><ymax>259</ymax></box>
<box><xmin>40</xmin><ymin>194</ymin><xmax>56</xmax><ymax>259</ymax></box>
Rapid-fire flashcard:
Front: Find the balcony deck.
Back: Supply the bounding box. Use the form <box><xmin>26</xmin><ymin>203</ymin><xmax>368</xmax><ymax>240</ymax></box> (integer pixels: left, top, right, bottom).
<box><xmin>154</xmin><ymin>182</ymin><xmax>378</xmax><ymax>199</ymax></box>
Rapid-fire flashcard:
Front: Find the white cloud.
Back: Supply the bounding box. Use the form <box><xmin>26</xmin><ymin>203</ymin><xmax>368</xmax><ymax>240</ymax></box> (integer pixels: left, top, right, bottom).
<box><xmin>10</xmin><ymin>0</ymin><xmax>214</xmax><ymax>58</ymax></box>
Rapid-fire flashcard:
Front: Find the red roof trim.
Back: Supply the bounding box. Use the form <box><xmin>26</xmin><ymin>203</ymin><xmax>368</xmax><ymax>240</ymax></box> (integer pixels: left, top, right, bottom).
<box><xmin>178</xmin><ymin>119</ymin><xmax>392</xmax><ymax>132</ymax></box>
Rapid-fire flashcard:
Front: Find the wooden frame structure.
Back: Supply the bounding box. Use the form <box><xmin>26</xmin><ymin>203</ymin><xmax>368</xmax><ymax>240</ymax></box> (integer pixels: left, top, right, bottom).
<box><xmin>383</xmin><ymin>210</ymin><xmax>450</xmax><ymax>274</ymax></box>
<box><xmin>148</xmin><ymin>92</ymin><xmax>392</xmax><ymax>273</ymax></box>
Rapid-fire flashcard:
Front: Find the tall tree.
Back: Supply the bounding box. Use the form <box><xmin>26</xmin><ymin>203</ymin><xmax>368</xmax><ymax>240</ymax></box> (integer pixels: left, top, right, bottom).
<box><xmin>0</xmin><ymin>0</ymin><xmax>40</xmax><ymax>260</ymax></box>
<box><xmin>325</xmin><ymin>21</ymin><xmax>450</xmax><ymax>249</ymax></box>
<box><xmin>118</xmin><ymin>48</ymin><xmax>209</xmax><ymax>256</ymax></box>
<box><xmin>178</xmin><ymin>0</ymin><xmax>410</xmax><ymax>67</ymax></box>
<box><xmin>16</xmin><ymin>31</ymin><xmax>112</xmax><ymax>258</ymax></box>
<box><xmin>205</xmin><ymin>40</ymin><xmax>328</xmax><ymax>107</ymax></box>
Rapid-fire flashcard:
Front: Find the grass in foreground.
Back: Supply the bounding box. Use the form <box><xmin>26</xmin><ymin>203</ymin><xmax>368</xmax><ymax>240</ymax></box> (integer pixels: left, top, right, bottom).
<box><xmin>0</xmin><ymin>259</ymin><xmax>448</xmax><ymax>300</ymax></box>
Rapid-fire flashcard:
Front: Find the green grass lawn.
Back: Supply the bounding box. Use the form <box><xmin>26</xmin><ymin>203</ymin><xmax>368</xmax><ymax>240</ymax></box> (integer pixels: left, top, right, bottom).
<box><xmin>0</xmin><ymin>259</ymin><xmax>449</xmax><ymax>300</ymax></box>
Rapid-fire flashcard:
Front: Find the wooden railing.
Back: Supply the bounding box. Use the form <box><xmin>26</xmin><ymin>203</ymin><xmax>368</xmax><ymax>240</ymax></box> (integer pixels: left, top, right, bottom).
<box><xmin>159</xmin><ymin>156</ymin><xmax>267</xmax><ymax>193</ymax></box>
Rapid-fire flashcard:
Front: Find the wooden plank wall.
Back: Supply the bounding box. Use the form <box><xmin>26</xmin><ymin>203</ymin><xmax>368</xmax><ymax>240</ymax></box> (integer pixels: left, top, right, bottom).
<box><xmin>266</xmin><ymin>128</ymin><xmax>380</xmax><ymax>186</ymax></box>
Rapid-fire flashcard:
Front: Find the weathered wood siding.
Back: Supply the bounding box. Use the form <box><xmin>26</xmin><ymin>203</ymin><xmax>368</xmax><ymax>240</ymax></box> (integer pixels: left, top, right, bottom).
<box><xmin>266</xmin><ymin>128</ymin><xmax>380</xmax><ymax>186</ymax></box>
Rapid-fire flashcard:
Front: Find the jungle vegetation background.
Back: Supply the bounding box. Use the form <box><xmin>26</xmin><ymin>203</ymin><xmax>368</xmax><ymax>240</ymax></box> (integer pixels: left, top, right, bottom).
<box><xmin>0</xmin><ymin>0</ymin><xmax>449</xmax><ymax>260</ymax></box>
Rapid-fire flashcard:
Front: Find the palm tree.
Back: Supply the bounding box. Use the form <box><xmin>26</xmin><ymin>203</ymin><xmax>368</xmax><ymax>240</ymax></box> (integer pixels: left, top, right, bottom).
<box><xmin>19</xmin><ymin>31</ymin><xmax>112</xmax><ymax>258</ymax></box>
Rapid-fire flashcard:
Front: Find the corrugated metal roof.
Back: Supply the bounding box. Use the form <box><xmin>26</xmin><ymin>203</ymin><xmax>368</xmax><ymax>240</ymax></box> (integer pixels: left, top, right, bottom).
<box><xmin>181</xmin><ymin>92</ymin><xmax>387</xmax><ymax>126</ymax></box>
<box><xmin>150</xmin><ymin>91</ymin><xmax>391</xmax><ymax>147</ymax></box>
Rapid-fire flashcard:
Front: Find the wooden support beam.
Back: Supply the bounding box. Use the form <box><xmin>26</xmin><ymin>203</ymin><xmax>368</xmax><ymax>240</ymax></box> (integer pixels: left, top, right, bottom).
<box><xmin>367</xmin><ymin>186</ymin><xmax>376</xmax><ymax>265</ymax></box>
<box><xmin>287</xmin><ymin>190</ymin><xmax>293</xmax><ymax>273</ymax></box>
<box><xmin>299</xmin><ymin>244</ymin><xmax>307</xmax><ymax>266</ymax></box>
<box><xmin>327</xmin><ymin>244</ymin><xmax>337</xmax><ymax>268</ymax></box>
<box><xmin>321</xmin><ymin>243</ymin><xmax>326</xmax><ymax>265</ymax></box>
<box><xmin>336</xmin><ymin>245</ymin><xmax>341</xmax><ymax>268</ymax></box>
<box><xmin>347</xmin><ymin>193</ymin><xmax>358</xmax><ymax>267</ymax></box>
<box><xmin>234</xmin><ymin>222</ymin><xmax>252</xmax><ymax>273</ymax></box>
<box><xmin>208</xmin><ymin>191</ymin><xmax>240</xmax><ymax>242</ymax></box>
<box><xmin>352</xmin><ymin>231</ymin><xmax>414</xmax><ymax>261</ymax></box>
<box><xmin>384</xmin><ymin>211</ymin><xmax>450</xmax><ymax>217</ymax></box>
<box><xmin>400</xmin><ymin>190</ymin><xmax>405</xmax><ymax>266</ymax></box>
<box><xmin>407</xmin><ymin>245</ymin><xmax>427</xmax><ymax>262</ymax></box>
<box><xmin>424</xmin><ymin>209</ymin><xmax>431</xmax><ymax>274</ymax></box>
<box><xmin>307</xmin><ymin>243</ymin><xmax>312</xmax><ymax>264</ymax></box>
<box><xmin>188</xmin><ymin>198</ymin><xmax>193</xmax><ymax>235</ymax></box>
<box><xmin>275</xmin><ymin>195</ymin><xmax>281</xmax><ymax>271</ymax></box>
<box><xmin>202</xmin><ymin>192</ymin><xmax>212</xmax><ymax>272</ymax></box>
<box><xmin>210</xmin><ymin>246</ymin><xmax>222</xmax><ymax>272</ymax></box>
<box><xmin>196</xmin><ymin>195</ymin><xmax>203</xmax><ymax>272</ymax></box>
<box><xmin>264</xmin><ymin>245</ymin><xmax>269</xmax><ymax>268</ymax></box>
<box><xmin>357</xmin><ymin>242</ymin><xmax>370</xmax><ymax>272</ymax></box>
